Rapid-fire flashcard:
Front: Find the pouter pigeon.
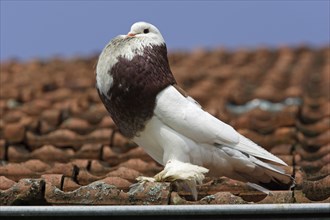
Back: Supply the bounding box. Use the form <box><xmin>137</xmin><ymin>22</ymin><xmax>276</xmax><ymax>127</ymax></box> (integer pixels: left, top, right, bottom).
<box><xmin>96</xmin><ymin>21</ymin><xmax>294</xmax><ymax>199</ymax></box>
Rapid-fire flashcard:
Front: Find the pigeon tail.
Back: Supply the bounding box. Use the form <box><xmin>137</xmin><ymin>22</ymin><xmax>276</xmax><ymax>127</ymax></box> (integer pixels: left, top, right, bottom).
<box><xmin>236</xmin><ymin>159</ymin><xmax>295</xmax><ymax>192</ymax></box>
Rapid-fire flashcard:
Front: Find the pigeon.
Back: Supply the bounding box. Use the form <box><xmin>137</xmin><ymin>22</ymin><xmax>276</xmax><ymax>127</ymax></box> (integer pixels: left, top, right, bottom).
<box><xmin>96</xmin><ymin>21</ymin><xmax>294</xmax><ymax>199</ymax></box>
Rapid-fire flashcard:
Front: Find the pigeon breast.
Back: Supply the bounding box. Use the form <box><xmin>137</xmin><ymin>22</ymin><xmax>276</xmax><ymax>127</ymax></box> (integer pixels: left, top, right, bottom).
<box><xmin>97</xmin><ymin>41</ymin><xmax>176</xmax><ymax>138</ymax></box>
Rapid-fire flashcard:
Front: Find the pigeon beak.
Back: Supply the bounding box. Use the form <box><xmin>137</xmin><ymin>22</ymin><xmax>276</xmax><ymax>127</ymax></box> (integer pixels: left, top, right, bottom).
<box><xmin>127</xmin><ymin>32</ymin><xmax>136</xmax><ymax>37</ymax></box>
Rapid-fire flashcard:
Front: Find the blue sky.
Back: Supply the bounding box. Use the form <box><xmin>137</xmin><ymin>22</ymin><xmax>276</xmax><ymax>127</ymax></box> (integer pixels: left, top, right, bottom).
<box><xmin>1</xmin><ymin>1</ymin><xmax>329</xmax><ymax>61</ymax></box>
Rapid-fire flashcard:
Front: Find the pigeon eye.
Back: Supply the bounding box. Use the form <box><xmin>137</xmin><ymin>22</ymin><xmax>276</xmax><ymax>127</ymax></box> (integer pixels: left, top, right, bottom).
<box><xmin>143</xmin><ymin>29</ymin><xmax>149</xmax><ymax>34</ymax></box>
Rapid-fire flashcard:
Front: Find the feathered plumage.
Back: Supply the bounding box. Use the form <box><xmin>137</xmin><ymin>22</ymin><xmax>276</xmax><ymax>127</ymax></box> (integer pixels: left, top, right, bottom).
<box><xmin>96</xmin><ymin>21</ymin><xmax>294</xmax><ymax>200</ymax></box>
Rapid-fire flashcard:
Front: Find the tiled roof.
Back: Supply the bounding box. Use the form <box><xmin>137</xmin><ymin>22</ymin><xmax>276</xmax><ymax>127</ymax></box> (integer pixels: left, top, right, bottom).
<box><xmin>0</xmin><ymin>46</ymin><xmax>329</xmax><ymax>205</ymax></box>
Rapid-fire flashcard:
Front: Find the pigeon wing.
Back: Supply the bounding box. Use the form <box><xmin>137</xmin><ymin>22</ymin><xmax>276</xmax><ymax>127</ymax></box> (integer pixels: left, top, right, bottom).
<box><xmin>154</xmin><ymin>85</ymin><xmax>287</xmax><ymax>166</ymax></box>
<box><xmin>155</xmin><ymin>85</ymin><xmax>240</xmax><ymax>145</ymax></box>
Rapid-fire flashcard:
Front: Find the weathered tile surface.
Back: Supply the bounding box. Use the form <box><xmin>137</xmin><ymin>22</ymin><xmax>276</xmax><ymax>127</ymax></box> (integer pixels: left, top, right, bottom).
<box><xmin>0</xmin><ymin>46</ymin><xmax>329</xmax><ymax>205</ymax></box>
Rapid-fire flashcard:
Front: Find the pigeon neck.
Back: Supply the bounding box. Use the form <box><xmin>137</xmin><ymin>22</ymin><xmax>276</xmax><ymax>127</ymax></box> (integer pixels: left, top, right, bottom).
<box><xmin>100</xmin><ymin>44</ymin><xmax>176</xmax><ymax>138</ymax></box>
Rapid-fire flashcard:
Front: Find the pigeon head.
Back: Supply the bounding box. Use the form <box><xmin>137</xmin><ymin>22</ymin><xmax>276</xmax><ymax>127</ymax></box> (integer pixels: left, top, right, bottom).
<box><xmin>127</xmin><ymin>21</ymin><xmax>165</xmax><ymax>45</ymax></box>
<box><xmin>96</xmin><ymin>22</ymin><xmax>167</xmax><ymax>97</ymax></box>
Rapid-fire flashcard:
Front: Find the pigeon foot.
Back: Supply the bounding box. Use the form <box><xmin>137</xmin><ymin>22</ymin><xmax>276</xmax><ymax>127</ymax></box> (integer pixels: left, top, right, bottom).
<box><xmin>155</xmin><ymin>160</ymin><xmax>209</xmax><ymax>200</ymax></box>
<box><xmin>131</xmin><ymin>160</ymin><xmax>208</xmax><ymax>200</ymax></box>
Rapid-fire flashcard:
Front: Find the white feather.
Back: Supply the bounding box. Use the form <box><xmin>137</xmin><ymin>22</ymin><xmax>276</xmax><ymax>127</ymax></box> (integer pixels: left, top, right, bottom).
<box><xmin>154</xmin><ymin>160</ymin><xmax>209</xmax><ymax>183</ymax></box>
<box><xmin>235</xmin><ymin>134</ymin><xmax>287</xmax><ymax>166</ymax></box>
<box><xmin>132</xmin><ymin>86</ymin><xmax>293</xmax><ymax>196</ymax></box>
<box><xmin>154</xmin><ymin>85</ymin><xmax>240</xmax><ymax>145</ymax></box>
<box><xmin>154</xmin><ymin>85</ymin><xmax>287</xmax><ymax>166</ymax></box>
<box><xmin>246</xmin><ymin>182</ymin><xmax>271</xmax><ymax>195</ymax></box>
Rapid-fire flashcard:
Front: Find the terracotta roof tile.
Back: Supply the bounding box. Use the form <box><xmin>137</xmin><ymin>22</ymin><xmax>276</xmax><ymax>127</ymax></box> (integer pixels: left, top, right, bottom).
<box><xmin>106</xmin><ymin>167</ymin><xmax>142</xmax><ymax>182</ymax></box>
<box><xmin>23</xmin><ymin>159</ymin><xmax>51</xmax><ymax>173</ymax></box>
<box><xmin>302</xmin><ymin>176</ymin><xmax>330</xmax><ymax>201</ymax></box>
<box><xmin>0</xmin><ymin>179</ymin><xmax>45</xmax><ymax>205</ymax></box>
<box><xmin>30</xmin><ymin>145</ymin><xmax>75</xmax><ymax>162</ymax></box>
<box><xmin>60</xmin><ymin>117</ymin><xmax>92</xmax><ymax>134</ymax></box>
<box><xmin>7</xmin><ymin>144</ymin><xmax>29</xmax><ymax>162</ymax></box>
<box><xmin>0</xmin><ymin>176</ymin><xmax>16</xmax><ymax>190</ymax></box>
<box><xmin>88</xmin><ymin>159</ymin><xmax>110</xmax><ymax>174</ymax></box>
<box><xmin>96</xmin><ymin>176</ymin><xmax>132</xmax><ymax>190</ymax></box>
<box><xmin>62</xmin><ymin>176</ymin><xmax>81</xmax><ymax>192</ymax></box>
<box><xmin>41</xmin><ymin>174</ymin><xmax>63</xmax><ymax>189</ymax></box>
<box><xmin>44</xmin><ymin>180</ymin><xmax>170</xmax><ymax>205</ymax></box>
<box><xmin>0</xmin><ymin>46</ymin><xmax>329</xmax><ymax>205</ymax></box>
<box><xmin>3</xmin><ymin>123</ymin><xmax>26</xmax><ymax>143</ymax></box>
<box><xmin>74</xmin><ymin>143</ymin><xmax>103</xmax><ymax>159</ymax></box>
<box><xmin>0</xmin><ymin>139</ymin><xmax>6</xmax><ymax>160</ymax></box>
<box><xmin>76</xmin><ymin>168</ymin><xmax>102</xmax><ymax>185</ymax></box>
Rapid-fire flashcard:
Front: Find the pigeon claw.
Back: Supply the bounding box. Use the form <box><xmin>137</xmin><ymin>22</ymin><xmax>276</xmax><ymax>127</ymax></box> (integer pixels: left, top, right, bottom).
<box><xmin>155</xmin><ymin>160</ymin><xmax>209</xmax><ymax>200</ymax></box>
<box><xmin>131</xmin><ymin>160</ymin><xmax>208</xmax><ymax>200</ymax></box>
<box><xmin>128</xmin><ymin>176</ymin><xmax>155</xmax><ymax>195</ymax></box>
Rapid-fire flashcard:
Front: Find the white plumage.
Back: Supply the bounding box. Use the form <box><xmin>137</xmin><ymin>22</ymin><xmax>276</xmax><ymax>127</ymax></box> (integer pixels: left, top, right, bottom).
<box><xmin>96</xmin><ymin>21</ymin><xmax>294</xmax><ymax>200</ymax></box>
<box><xmin>133</xmin><ymin>85</ymin><xmax>292</xmax><ymax>199</ymax></box>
